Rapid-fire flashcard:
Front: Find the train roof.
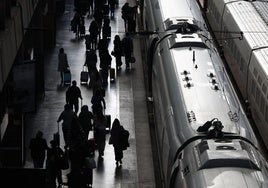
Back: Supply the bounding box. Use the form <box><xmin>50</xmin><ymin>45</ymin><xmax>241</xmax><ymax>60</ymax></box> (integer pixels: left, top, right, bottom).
<box><xmin>162</xmin><ymin>33</ymin><xmax>254</xmax><ymax>138</ymax></box>
<box><xmin>173</xmin><ymin>138</ymin><xmax>268</xmax><ymax>187</ymax></box>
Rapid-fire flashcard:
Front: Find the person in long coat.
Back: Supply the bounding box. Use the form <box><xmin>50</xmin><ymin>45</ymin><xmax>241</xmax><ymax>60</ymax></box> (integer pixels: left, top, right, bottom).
<box><xmin>58</xmin><ymin>48</ymin><xmax>69</xmax><ymax>85</ymax></box>
<box><xmin>78</xmin><ymin>105</ymin><xmax>94</xmax><ymax>139</ymax></box>
<box><xmin>109</xmin><ymin>118</ymin><xmax>124</xmax><ymax>167</ymax></box>
<box><xmin>29</xmin><ymin>130</ymin><xmax>49</xmax><ymax>168</ymax></box>
<box><xmin>112</xmin><ymin>35</ymin><xmax>123</xmax><ymax>70</ymax></box>
<box><xmin>57</xmin><ymin>104</ymin><xmax>76</xmax><ymax>149</ymax></box>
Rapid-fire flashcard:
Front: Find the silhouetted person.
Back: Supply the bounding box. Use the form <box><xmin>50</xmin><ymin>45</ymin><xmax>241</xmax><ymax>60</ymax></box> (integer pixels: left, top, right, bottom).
<box><xmin>122</xmin><ymin>33</ymin><xmax>133</xmax><ymax>69</ymax></box>
<box><xmin>99</xmin><ymin>50</ymin><xmax>112</xmax><ymax>86</ymax></box>
<box><xmin>46</xmin><ymin>140</ymin><xmax>64</xmax><ymax>188</ymax></box>
<box><xmin>112</xmin><ymin>35</ymin><xmax>123</xmax><ymax>70</ymax></box>
<box><xmin>66</xmin><ymin>80</ymin><xmax>83</xmax><ymax>114</ymax></box>
<box><xmin>102</xmin><ymin>18</ymin><xmax>111</xmax><ymax>40</ymax></box>
<box><xmin>57</xmin><ymin>104</ymin><xmax>76</xmax><ymax>149</ymax></box>
<box><xmin>91</xmin><ymin>88</ymin><xmax>106</xmax><ymax>114</ymax></box>
<box><xmin>91</xmin><ymin>68</ymin><xmax>103</xmax><ymax>94</ymax></box>
<box><xmin>121</xmin><ymin>2</ymin><xmax>130</xmax><ymax>32</ymax></box>
<box><xmin>29</xmin><ymin>130</ymin><xmax>49</xmax><ymax>168</ymax></box>
<box><xmin>78</xmin><ymin>105</ymin><xmax>94</xmax><ymax>139</ymax></box>
<box><xmin>109</xmin><ymin>118</ymin><xmax>125</xmax><ymax>167</ymax></box>
<box><xmin>108</xmin><ymin>0</ymin><xmax>116</xmax><ymax>18</ymax></box>
<box><xmin>93</xmin><ymin>110</ymin><xmax>107</xmax><ymax>159</ymax></box>
<box><xmin>85</xmin><ymin>50</ymin><xmax>98</xmax><ymax>78</ymax></box>
<box><xmin>89</xmin><ymin>20</ymin><xmax>99</xmax><ymax>50</ymax></box>
<box><xmin>57</xmin><ymin>48</ymin><xmax>69</xmax><ymax>85</ymax></box>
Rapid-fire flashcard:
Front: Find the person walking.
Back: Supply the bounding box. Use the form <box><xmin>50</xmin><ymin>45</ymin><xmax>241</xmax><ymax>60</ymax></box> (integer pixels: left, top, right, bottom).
<box><xmin>91</xmin><ymin>88</ymin><xmax>106</xmax><ymax>114</ymax></box>
<box><xmin>46</xmin><ymin>140</ymin><xmax>65</xmax><ymax>188</ymax></box>
<box><xmin>57</xmin><ymin>48</ymin><xmax>69</xmax><ymax>85</ymax></box>
<box><xmin>121</xmin><ymin>2</ymin><xmax>130</xmax><ymax>32</ymax></box>
<box><xmin>112</xmin><ymin>35</ymin><xmax>123</xmax><ymax>70</ymax></box>
<box><xmin>108</xmin><ymin>0</ymin><xmax>116</xmax><ymax>18</ymax></box>
<box><xmin>109</xmin><ymin>118</ymin><xmax>125</xmax><ymax>167</ymax></box>
<box><xmin>29</xmin><ymin>130</ymin><xmax>49</xmax><ymax>168</ymax></box>
<box><xmin>93</xmin><ymin>110</ymin><xmax>107</xmax><ymax>160</ymax></box>
<box><xmin>84</xmin><ymin>50</ymin><xmax>98</xmax><ymax>79</ymax></box>
<box><xmin>91</xmin><ymin>68</ymin><xmax>103</xmax><ymax>94</ymax></box>
<box><xmin>99</xmin><ymin>49</ymin><xmax>112</xmax><ymax>86</ymax></box>
<box><xmin>122</xmin><ymin>33</ymin><xmax>133</xmax><ymax>70</ymax></box>
<box><xmin>57</xmin><ymin>104</ymin><xmax>76</xmax><ymax>149</ymax></box>
<box><xmin>88</xmin><ymin>20</ymin><xmax>100</xmax><ymax>50</ymax></box>
<box><xmin>66</xmin><ymin>80</ymin><xmax>83</xmax><ymax>114</ymax></box>
<box><xmin>78</xmin><ymin>105</ymin><xmax>94</xmax><ymax>139</ymax></box>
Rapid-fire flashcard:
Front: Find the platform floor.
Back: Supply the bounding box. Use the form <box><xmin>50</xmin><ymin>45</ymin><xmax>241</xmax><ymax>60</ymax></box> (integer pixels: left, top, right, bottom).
<box><xmin>23</xmin><ymin>0</ymin><xmax>156</xmax><ymax>187</ymax></box>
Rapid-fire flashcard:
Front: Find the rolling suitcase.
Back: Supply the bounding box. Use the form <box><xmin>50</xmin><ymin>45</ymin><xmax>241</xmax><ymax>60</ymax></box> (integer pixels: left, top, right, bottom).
<box><xmin>110</xmin><ymin>68</ymin><xmax>115</xmax><ymax>82</ymax></box>
<box><xmin>64</xmin><ymin>70</ymin><xmax>72</xmax><ymax>85</ymax></box>
<box><xmin>80</xmin><ymin>65</ymin><xmax>89</xmax><ymax>84</ymax></box>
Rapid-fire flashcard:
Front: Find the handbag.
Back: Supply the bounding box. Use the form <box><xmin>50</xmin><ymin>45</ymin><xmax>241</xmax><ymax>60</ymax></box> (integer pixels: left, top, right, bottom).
<box><xmin>85</xmin><ymin>157</ymin><xmax>97</xmax><ymax>169</ymax></box>
<box><xmin>58</xmin><ymin>154</ymin><xmax>69</xmax><ymax>170</ymax></box>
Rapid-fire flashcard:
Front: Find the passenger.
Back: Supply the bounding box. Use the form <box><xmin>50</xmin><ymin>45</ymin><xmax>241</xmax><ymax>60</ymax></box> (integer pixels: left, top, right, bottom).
<box><xmin>88</xmin><ymin>20</ymin><xmax>100</xmax><ymax>50</ymax></box>
<box><xmin>57</xmin><ymin>48</ymin><xmax>69</xmax><ymax>85</ymax></box>
<box><xmin>90</xmin><ymin>67</ymin><xmax>103</xmax><ymax>93</ymax></box>
<box><xmin>57</xmin><ymin>104</ymin><xmax>76</xmax><ymax>149</ymax></box>
<box><xmin>121</xmin><ymin>2</ymin><xmax>130</xmax><ymax>32</ymax></box>
<box><xmin>99</xmin><ymin>49</ymin><xmax>112</xmax><ymax>86</ymax></box>
<box><xmin>71</xmin><ymin>11</ymin><xmax>82</xmax><ymax>38</ymax></box>
<box><xmin>91</xmin><ymin>88</ymin><xmax>106</xmax><ymax>114</ymax></box>
<box><xmin>112</xmin><ymin>35</ymin><xmax>123</xmax><ymax>70</ymax></box>
<box><xmin>78</xmin><ymin>105</ymin><xmax>94</xmax><ymax>139</ymax></box>
<box><xmin>87</xmin><ymin>0</ymin><xmax>94</xmax><ymax>17</ymax></box>
<box><xmin>122</xmin><ymin>33</ymin><xmax>133</xmax><ymax>69</ymax></box>
<box><xmin>66</xmin><ymin>80</ymin><xmax>83</xmax><ymax>114</ymax></box>
<box><xmin>93</xmin><ymin>9</ymin><xmax>104</xmax><ymax>38</ymax></box>
<box><xmin>29</xmin><ymin>130</ymin><xmax>49</xmax><ymax>168</ymax></box>
<box><xmin>108</xmin><ymin>0</ymin><xmax>116</xmax><ymax>18</ymax></box>
<box><xmin>84</xmin><ymin>50</ymin><xmax>98</xmax><ymax>79</ymax></box>
<box><xmin>102</xmin><ymin>18</ymin><xmax>111</xmax><ymax>40</ymax></box>
<box><xmin>109</xmin><ymin>118</ymin><xmax>125</xmax><ymax>167</ymax></box>
<box><xmin>93</xmin><ymin>110</ymin><xmax>107</xmax><ymax>159</ymax></box>
<box><xmin>46</xmin><ymin>140</ymin><xmax>65</xmax><ymax>188</ymax></box>
<box><xmin>81</xmin><ymin>140</ymin><xmax>96</xmax><ymax>187</ymax></box>
<box><xmin>70</xmin><ymin>115</ymin><xmax>87</xmax><ymax>148</ymax></box>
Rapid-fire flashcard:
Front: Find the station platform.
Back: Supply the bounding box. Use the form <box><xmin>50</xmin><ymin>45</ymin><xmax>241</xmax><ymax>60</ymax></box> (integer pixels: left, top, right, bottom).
<box><xmin>23</xmin><ymin>0</ymin><xmax>156</xmax><ymax>187</ymax></box>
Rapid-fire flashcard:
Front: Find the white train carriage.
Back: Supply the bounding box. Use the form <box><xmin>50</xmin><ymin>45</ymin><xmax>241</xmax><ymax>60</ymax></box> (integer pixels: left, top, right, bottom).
<box><xmin>142</xmin><ymin>0</ymin><xmax>268</xmax><ymax>187</ymax></box>
<box><xmin>205</xmin><ymin>0</ymin><xmax>268</xmax><ymax>149</ymax></box>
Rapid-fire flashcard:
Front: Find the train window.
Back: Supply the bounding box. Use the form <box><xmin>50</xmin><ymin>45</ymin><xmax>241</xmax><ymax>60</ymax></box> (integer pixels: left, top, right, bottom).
<box><xmin>256</xmin><ymin>87</ymin><xmax>261</xmax><ymax>105</ymax></box>
<box><xmin>265</xmin><ymin>105</ymin><xmax>268</xmax><ymax>123</ymax></box>
<box><xmin>251</xmin><ymin>80</ymin><xmax>256</xmax><ymax>97</ymax></box>
<box><xmin>257</xmin><ymin>76</ymin><xmax>262</xmax><ymax>87</ymax></box>
<box><xmin>240</xmin><ymin>58</ymin><xmax>244</xmax><ymax>73</ymax></box>
<box><xmin>262</xmin><ymin>85</ymin><xmax>267</xmax><ymax>94</ymax></box>
<box><xmin>260</xmin><ymin>96</ymin><xmax>265</xmax><ymax>115</ymax></box>
<box><xmin>253</xmin><ymin>68</ymin><xmax>258</xmax><ymax>79</ymax></box>
<box><xmin>233</xmin><ymin>47</ymin><xmax>237</xmax><ymax>60</ymax></box>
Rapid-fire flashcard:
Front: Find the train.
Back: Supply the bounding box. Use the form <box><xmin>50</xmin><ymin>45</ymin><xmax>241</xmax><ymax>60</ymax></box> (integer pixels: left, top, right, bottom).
<box><xmin>203</xmin><ymin>0</ymin><xmax>268</xmax><ymax>150</ymax></box>
<box><xmin>141</xmin><ymin>0</ymin><xmax>268</xmax><ymax>187</ymax></box>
